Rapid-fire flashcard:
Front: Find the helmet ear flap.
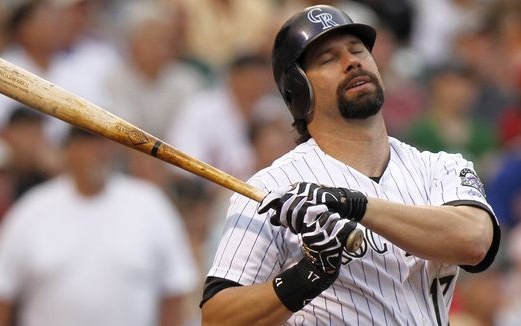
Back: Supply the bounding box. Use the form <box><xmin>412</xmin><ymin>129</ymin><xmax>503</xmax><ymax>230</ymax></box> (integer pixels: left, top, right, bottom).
<box><xmin>283</xmin><ymin>65</ymin><xmax>313</xmax><ymax>120</ymax></box>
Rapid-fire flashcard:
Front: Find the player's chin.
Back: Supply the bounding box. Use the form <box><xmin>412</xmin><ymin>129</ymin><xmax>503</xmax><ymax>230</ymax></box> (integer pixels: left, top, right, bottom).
<box><xmin>342</xmin><ymin>89</ymin><xmax>374</xmax><ymax>106</ymax></box>
<box><xmin>342</xmin><ymin>85</ymin><xmax>376</xmax><ymax>103</ymax></box>
<box><xmin>339</xmin><ymin>94</ymin><xmax>382</xmax><ymax>119</ymax></box>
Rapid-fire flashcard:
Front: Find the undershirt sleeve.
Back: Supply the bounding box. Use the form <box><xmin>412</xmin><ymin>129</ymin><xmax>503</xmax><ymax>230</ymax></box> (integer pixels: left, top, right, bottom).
<box><xmin>199</xmin><ymin>276</ymin><xmax>242</xmax><ymax>308</ymax></box>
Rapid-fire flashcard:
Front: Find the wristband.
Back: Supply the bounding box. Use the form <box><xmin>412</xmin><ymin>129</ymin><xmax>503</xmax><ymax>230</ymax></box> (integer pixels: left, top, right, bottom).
<box><xmin>272</xmin><ymin>259</ymin><xmax>336</xmax><ymax>312</ymax></box>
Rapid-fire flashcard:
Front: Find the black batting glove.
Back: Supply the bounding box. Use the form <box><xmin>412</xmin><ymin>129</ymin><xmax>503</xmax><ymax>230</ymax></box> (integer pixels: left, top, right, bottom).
<box><xmin>301</xmin><ymin>210</ymin><xmax>357</xmax><ymax>274</ymax></box>
<box><xmin>271</xmin><ymin>209</ymin><xmax>358</xmax><ymax>312</ymax></box>
<box><xmin>258</xmin><ymin>182</ymin><xmax>368</xmax><ymax>228</ymax></box>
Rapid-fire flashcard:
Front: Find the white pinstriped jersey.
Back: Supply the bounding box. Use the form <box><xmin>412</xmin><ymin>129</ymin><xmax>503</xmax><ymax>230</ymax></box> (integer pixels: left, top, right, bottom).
<box><xmin>207</xmin><ymin>137</ymin><xmax>499</xmax><ymax>326</ymax></box>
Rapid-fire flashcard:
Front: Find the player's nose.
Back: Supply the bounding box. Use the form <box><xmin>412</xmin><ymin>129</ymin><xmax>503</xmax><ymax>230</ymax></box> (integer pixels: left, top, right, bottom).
<box><xmin>343</xmin><ymin>54</ymin><xmax>362</xmax><ymax>73</ymax></box>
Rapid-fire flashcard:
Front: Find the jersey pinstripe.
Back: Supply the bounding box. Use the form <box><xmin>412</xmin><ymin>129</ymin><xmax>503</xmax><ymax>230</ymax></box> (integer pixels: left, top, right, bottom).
<box><xmin>207</xmin><ymin>137</ymin><xmax>499</xmax><ymax>326</ymax></box>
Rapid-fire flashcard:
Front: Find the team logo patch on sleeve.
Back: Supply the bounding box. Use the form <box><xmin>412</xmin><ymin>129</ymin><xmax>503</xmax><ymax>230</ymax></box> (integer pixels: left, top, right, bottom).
<box><xmin>459</xmin><ymin>168</ymin><xmax>485</xmax><ymax>196</ymax></box>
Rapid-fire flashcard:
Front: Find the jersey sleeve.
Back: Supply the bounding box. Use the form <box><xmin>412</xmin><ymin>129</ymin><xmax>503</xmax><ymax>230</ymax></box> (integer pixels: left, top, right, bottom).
<box><xmin>428</xmin><ymin>152</ymin><xmax>489</xmax><ymax>208</ymax></box>
<box><xmin>428</xmin><ymin>152</ymin><xmax>501</xmax><ymax>273</ymax></box>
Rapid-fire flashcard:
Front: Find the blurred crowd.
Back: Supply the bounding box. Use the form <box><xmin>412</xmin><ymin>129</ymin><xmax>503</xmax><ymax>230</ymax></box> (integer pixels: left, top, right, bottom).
<box><xmin>0</xmin><ymin>0</ymin><xmax>519</xmax><ymax>325</ymax></box>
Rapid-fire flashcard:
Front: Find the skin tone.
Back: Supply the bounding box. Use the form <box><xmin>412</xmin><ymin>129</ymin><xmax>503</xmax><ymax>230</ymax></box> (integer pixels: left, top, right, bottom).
<box><xmin>303</xmin><ymin>32</ymin><xmax>389</xmax><ymax>178</ymax></box>
<box><xmin>201</xmin><ymin>31</ymin><xmax>494</xmax><ymax>326</ymax></box>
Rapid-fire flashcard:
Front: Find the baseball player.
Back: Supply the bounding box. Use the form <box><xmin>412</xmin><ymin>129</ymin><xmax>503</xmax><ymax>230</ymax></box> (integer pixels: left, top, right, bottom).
<box><xmin>200</xmin><ymin>5</ymin><xmax>500</xmax><ymax>325</ymax></box>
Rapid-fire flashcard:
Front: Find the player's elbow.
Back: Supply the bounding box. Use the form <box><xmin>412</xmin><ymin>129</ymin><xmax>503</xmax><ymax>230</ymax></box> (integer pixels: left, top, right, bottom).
<box><xmin>451</xmin><ymin>206</ymin><xmax>494</xmax><ymax>266</ymax></box>
<box><xmin>459</xmin><ymin>223</ymin><xmax>493</xmax><ymax>266</ymax></box>
<box><xmin>464</xmin><ymin>245</ymin><xmax>488</xmax><ymax>266</ymax></box>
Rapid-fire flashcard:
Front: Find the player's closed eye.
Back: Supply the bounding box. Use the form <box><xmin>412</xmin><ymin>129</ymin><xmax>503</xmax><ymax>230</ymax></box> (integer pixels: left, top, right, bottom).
<box><xmin>320</xmin><ymin>56</ymin><xmax>336</xmax><ymax>65</ymax></box>
<box><xmin>349</xmin><ymin>45</ymin><xmax>367</xmax><ymax>56</ymax></box>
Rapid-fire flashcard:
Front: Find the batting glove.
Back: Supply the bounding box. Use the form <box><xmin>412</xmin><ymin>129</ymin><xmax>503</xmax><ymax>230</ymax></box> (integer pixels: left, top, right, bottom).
<box><xmin>300</xmin><ymin>210</ymin><xmax>357</xmax><ymax>274</ymax></box>
<box><xmin>258</xmin><ymin>182</ymin><xmax>368</xmax><ymax>229</ymax></box>
<box><xmin>271</xmin><ymin>207</ymin><xmax>358</xmax><ymax>312</ymax></box>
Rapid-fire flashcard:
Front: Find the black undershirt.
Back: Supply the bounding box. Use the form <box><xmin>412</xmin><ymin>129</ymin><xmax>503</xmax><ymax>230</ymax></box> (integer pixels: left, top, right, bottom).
<box><xmin>200</xmin><ymin>277</ymin><xmax>241</xmax><ymax>307</ymax></box>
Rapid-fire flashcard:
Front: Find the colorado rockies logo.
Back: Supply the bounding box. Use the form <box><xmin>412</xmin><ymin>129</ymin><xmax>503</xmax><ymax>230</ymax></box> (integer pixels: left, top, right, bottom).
<box><xmin>459</xmin><ymin>168</ymin><xmax>486</xmax><ymax>196</ymax></box>
<box><xmin>307</xmin><ymin>8</ymin><xmax>339</xmax><ymax>29</ymax></box>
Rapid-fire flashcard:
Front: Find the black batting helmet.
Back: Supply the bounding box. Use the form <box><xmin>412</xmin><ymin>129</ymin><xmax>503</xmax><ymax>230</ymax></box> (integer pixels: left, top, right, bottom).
<box><xmin>272</xmin><ymin>5</ymin><xmax>376</xmax><ymax>120</ymax></box>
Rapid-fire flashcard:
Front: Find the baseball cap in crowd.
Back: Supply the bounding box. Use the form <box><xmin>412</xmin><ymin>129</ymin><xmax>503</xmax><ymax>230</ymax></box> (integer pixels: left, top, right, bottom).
<box><xmin>6</xmin><ymin>105</ymin><xmax>45</xmax><ymax>126</ymax></box>
<box><xmin>3</xmin><ymin>0</ymin><xmax>40</xmax><ymax>32</ymax></box>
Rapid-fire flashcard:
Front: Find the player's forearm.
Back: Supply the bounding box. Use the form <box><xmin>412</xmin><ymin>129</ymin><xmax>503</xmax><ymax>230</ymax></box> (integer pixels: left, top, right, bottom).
<box><xmin>201</xmin><ymin>282</ymin><xmax>292</xmax><ymax>326</ymax></box>
<box><xmin>362</xmin><ymin>198</ymin><xmax>494</xmax><ymax>265</ymax></box>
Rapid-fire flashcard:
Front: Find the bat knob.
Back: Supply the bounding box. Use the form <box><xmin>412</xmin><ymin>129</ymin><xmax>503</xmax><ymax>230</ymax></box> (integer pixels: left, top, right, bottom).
<box><xmin>345</xmin><ymin>228</ymin><xmax>364</xmax><ymax>253</ymax></box>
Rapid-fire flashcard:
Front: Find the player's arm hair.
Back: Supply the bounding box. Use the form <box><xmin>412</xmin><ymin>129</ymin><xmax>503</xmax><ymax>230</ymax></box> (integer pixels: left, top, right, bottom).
<box><xmin>362</xmin><ymin>199</ymin><xmax>497</xmax><ymax>267</ymax></box>
<box><xmin>201</xmin><ymin>280</ymin><xmax>293</xmax><ymax>326</ymax></box>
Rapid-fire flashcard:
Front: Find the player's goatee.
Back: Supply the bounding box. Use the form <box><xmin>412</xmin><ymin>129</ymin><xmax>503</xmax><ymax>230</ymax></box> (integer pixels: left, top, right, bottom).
<box><xmin>337</xmin><ymin>70</ymin><xmax>384</xmax><ymax>120</ymax></box>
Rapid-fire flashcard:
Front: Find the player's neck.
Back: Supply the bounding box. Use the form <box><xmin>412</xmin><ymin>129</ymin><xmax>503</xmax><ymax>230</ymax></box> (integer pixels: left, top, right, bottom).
<box><xmin>309</xmin><ymin>114</ymin><xmax>390</xmax><ymax>177</ymax></box>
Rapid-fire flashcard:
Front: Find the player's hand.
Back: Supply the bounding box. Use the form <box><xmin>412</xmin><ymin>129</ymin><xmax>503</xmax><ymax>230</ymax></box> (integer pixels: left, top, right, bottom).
<box><xmin>270</xmin><ymin>206</ymin><xmax>358</xmax><ymax>312</ymax></box>
<box><xmin>300</xmin><ymin>209</ymin><xmax>357</xmax><ymax>275</ymax></box>
<box><xmin>258</xmin><ymin>182</ymin><xmax>368</xmax><ymax>230</ymax></box>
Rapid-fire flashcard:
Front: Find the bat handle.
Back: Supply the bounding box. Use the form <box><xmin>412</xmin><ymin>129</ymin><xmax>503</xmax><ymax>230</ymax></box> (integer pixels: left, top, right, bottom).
<box><xmin>345</xmin><ymin>228</ymin><xmax>364</xmax><ymax>253</ymax></box>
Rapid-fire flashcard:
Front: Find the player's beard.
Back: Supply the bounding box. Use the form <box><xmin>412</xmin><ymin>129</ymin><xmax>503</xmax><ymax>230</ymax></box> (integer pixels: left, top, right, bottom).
<box><xmin>336</xmin><ymin>70</ymin><xmax>384</xmax><ymax>120</ymax></box>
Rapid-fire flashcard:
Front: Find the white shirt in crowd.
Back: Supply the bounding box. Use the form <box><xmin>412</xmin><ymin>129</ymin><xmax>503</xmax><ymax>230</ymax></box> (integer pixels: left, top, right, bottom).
<box><xmin>166</xmin><ymin>85</ymin><xmax>256</xmax><ymax>181</ymax></box>
<box><xmin>0</xmin><ymin>174</ymin><xmax>198</xmax><ymax>326</ymax></box>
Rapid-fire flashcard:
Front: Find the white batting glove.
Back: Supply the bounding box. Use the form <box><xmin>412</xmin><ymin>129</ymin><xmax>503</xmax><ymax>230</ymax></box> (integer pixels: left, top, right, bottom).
<box><xmin>258</xmin><ymin>182</ymin><xmax>368</xmax><ymax>233</ymax></box>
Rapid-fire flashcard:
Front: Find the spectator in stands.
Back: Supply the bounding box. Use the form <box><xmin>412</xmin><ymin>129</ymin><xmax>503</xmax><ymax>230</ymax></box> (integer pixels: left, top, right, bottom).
<box><xmin>0</xmin><ymin>106</ymin><xmax>62</xmax><ymax>199</ymax></box>
<box><xmin>405</xmin><ymin>63</ymin><xmax>498</xmax><ymax>174</ymax></box>
<box><xmin>0</xmin><ymin>127</ymin><xmax>198</xmax><ymax>326</ymax></box>
<box><xmin>0</xmin><ymin>0</ymin><xmax>65</xmax><ymax>141</ymax></box>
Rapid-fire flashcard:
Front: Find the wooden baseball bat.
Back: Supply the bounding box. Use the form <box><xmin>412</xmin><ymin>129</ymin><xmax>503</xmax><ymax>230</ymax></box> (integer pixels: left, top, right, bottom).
<box><xmin>0</xmin><ymin>57</ymin><xmax>363</xmax><ymax>253</ymax></box>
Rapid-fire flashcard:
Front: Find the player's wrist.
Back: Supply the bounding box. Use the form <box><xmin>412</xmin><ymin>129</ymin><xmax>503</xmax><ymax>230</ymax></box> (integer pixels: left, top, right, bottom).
<box><xmin>338</xmin><ymin>188</ymin><xmax>368</xmax><ymax>222</ymax></box>
<box><xmin>272</xmin><ymin>258</ymin><xmax>337</xmax><ymax>312</ymax></box>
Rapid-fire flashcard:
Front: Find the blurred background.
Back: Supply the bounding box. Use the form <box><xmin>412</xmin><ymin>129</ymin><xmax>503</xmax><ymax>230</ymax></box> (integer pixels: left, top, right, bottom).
<box><xmin>0</xmin><ymin>0</ymin><xmax>520</xmax><ymax>325</ymax></box>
